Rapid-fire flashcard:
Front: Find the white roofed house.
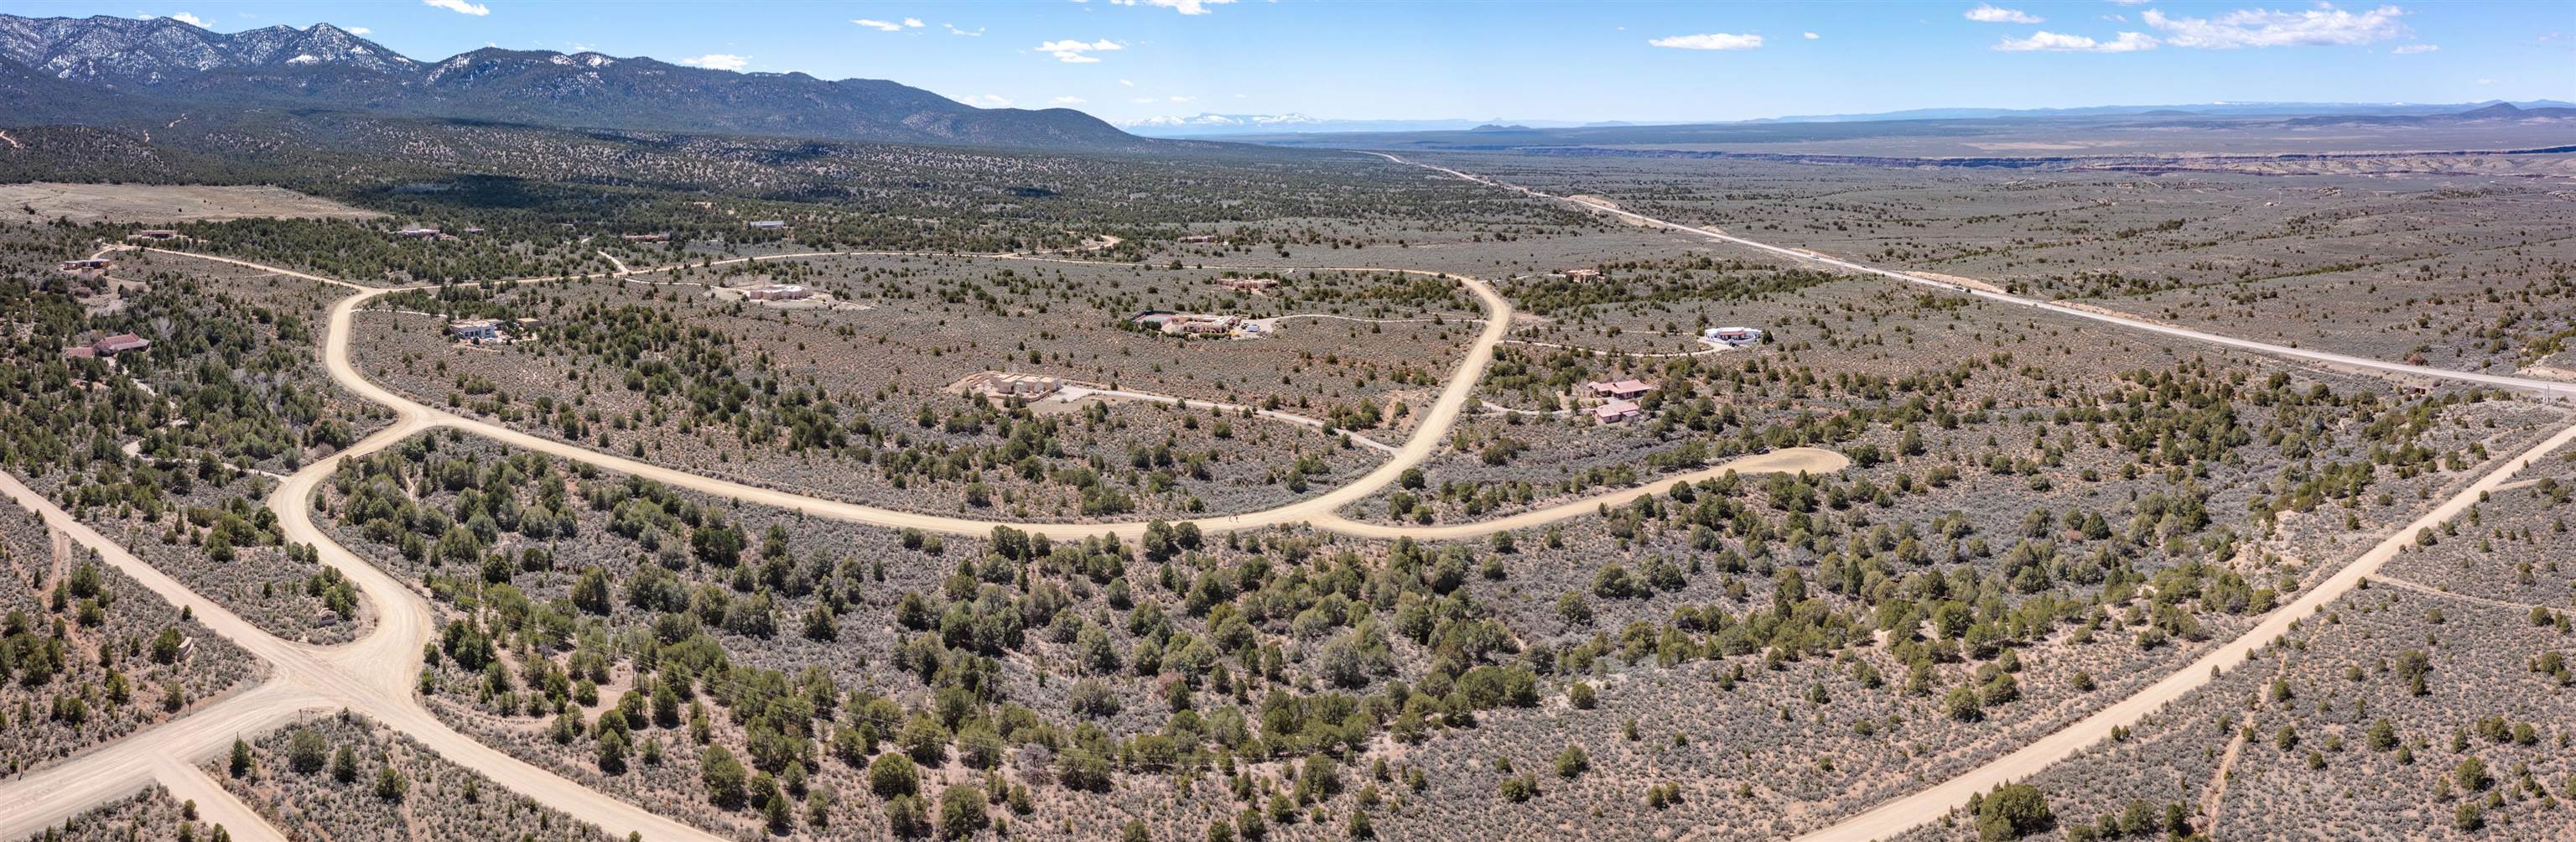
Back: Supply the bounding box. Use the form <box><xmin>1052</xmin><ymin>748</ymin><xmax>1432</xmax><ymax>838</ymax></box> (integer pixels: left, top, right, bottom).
<box><xmin>1703</xmin><ymin>326</ymin><xmax>1764</xmax><ymax>347</ymax></box>
<box><xmin>449</xmin><ymin>319</ymin><xmax>501</xmax><ymax>342</ymax></box>
<box><xmin>744</xmin><ymin>284</ymin><xmax>812</xmax><ymax>301</ymax></box>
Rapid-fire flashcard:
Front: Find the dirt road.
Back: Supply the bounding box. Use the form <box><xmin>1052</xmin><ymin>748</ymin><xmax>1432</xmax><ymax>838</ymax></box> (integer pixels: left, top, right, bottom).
<box><xmin>1787</xmin><ymin>420</ymin><xmax>2576</xmax><ymax>841</ymax></box>
<box><xmin>1368</xmin><ymin>152</ymin><xmax>2576</xmax><ymax>839</ymax></box>
<box><xmin>1365</xmin><ymin>153</ymin><xmax>2576</xmax><ymax>400</ymax></box>
<box><xmin>3</xmin><ymin>242</ymin><xmax>1844</xmax><ymax>840</ymax></box>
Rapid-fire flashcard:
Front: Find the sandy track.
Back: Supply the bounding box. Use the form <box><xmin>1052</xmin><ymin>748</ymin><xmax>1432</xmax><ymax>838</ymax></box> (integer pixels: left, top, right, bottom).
<box><xmin>3</xmin><ymin>242</ymin><xmax>1842</xmax><ymax>841</ymax></box>
<box><xmin>1786</xmin><ymin>421</ymin><xmax>2576</xmax><ymax>841</ymax></box>
<box><xmin>1318</xmin><ymin>446</ymin><xmax>1847</xmax><ymax>540</ymax></box>
<box><xmin>1368</xmin><ymin>152</ymin><xmax>2576</xmax><ymax>840</ymax></box>
<box><xmin>155</xmin><ymin>759</ymin><xmax>288</xmax><ymax>842</ymax></box>
<box><xmin>1365</xmin><ymin>153</ymin><xmax>2576</xmax><ymax>400</ymax></box>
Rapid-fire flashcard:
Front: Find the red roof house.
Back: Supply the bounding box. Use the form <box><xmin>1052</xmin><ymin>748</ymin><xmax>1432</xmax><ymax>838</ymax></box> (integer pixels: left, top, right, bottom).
<box><xmin>1585</xmin><ymin>379</ymin><xmax>1654</xmax><ymax>400</ymax></box>
<box><xmin>92</xmin><ymin>333</ymin><xmax>151</xmax><ymax>355</ymax></box>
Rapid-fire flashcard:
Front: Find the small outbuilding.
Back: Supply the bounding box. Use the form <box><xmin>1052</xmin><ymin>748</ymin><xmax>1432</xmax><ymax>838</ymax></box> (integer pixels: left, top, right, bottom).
<box><xmin>1593</xmin><ymin>400</ymin><xmax>1642</xmax><ymax>424</ymax></box>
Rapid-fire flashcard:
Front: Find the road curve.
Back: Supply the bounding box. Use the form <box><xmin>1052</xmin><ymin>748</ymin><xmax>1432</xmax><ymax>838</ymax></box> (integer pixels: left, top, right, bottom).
<box><xmin>1318</xmin><ymin>446</ymin><xmax>1848</xmax><ymax>541</ymax></box>
<box><xmin>316</xmin><ymin>252</ymin><xmax>1836</xmax><ymax>543</ymax></box>
<box><xmin>1365</xmin><ymin>153</ymin><xmax>2576</xmax><ymax>400</ymax></box>
<box><xmin>2</xmin><ymin>242</ymin><xmax>1841</xmax><ymax>839</ymax></box>
<box><xmin>315</xmin><ymin>267</ymin><xmax>1511</xmax><ymax>542</ymax></box>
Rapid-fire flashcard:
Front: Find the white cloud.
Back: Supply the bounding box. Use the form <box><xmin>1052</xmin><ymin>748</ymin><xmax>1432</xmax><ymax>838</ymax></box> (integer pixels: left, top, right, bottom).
<box><xmin>677</xmin><ymin>54</ymin><xmax>749</xmax><ymax>71</ymax></box>
<box><xmin>1130</xmin><ymin>96</ymin><xmax>1157</xmax><ymax>104</ymax></box>
<box><xmin>958</xmin><ymin>94</ymin><xmax>1012</xmax><ymax>107</ymax></box>
<box><xmin>947</xmin><ymin>24</ymin><xmax>984</xmax><ymax>36</ymax></box>
<box><xmin>2477</xmin><ymin>77</ymin><xmax>2495</xmax><ymax>85</ymax></box>
<box><xmin>1168</xmin><ymin>95</ymin><xmax>1194</xmax><ymax>102</ymax></box>
<box><xmin>2391</xmin><ymin>43</ymin><xmax>2438</xmax><ymax>54</ymax></box>
<box><xmin>2109</xmin><ymin>0</ymin><xmax>2153</xmax><ymax>4</ymax></box>
<box><xmin>1118</xmin><ymin>79</ymin><xmax>1135</xmax><ymax>86</ymax></box>
<box><xmin>422</xmin><ymin>0</ymin><xmax>490</xmax><ymax>17</ymax></box>
<box><xmin>346</xmin><ymin>26</ymin><xmax>371</xmax><ymax>34</ymax></box>
<box><xmin>1109</xmin><ymin>0</ymin><xmax>1234</xmax><ymax>13</ymax></box>
<box><xmin>853</xmin><ymin>18</ymin><xmax>911</xmax><ymax>31</ymax></box>
<box><xmin>1648</xmin><ymin>33</ymin><xmax>1764</xmax><ymax>50</ymax></box>
<box><xmin>1036</xmin><ymin>39</ymin><xmax>1124</xmax><ymax>62</ymax></box>
<box><xmin>2142</xmin><ymin>3</ymin><xmax>2406</xmax><ymax>49</ymax></box>
<box><xmin>1966</xmin><ymin>4</ymin><xmax>2045</xmax><ymax>23</ymax></box>
<box><xmin>904</xmin><ymin>18</ymin><xmax>923</xmax><ymax>27</ymax></box>
<box><xmin>164</xmin><ymin>12</ymin><xmax>210</xmax><ymax>26</ymax></box>
<box><xmin>1803</xmin><ymin>31</ymin><xmax>1820</xmax><ymax>39</ymax></box>
<box><xmin>1050</xmin><ymin>96</ymin><xmax>1088</xmax><ymax>105</ymax></box>
<box><xmin>1995</xmin><ymin>30</ymin><xmax>2159</xmax><ymax>51</ymax></box>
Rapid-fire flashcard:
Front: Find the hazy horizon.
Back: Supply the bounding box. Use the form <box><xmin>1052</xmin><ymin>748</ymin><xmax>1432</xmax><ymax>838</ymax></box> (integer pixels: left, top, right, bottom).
<box><xmin>7</xmin><ymin>0</ymin><xmax>2568</xmax><ymax>127</ymax></box>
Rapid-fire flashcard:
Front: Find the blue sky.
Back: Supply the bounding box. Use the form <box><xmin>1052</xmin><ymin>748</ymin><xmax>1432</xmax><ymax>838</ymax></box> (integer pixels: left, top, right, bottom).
<box><xmin>21</xmin><ymin>1</ymin><xmax>2573</xmax><ymax>123</ymax></box>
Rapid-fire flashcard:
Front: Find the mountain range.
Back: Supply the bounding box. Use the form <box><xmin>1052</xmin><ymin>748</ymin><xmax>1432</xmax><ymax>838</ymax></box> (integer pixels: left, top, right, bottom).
<box><xmin>0</xmin><ymin>13</ymin><xmax>1149</xmax><ymax>152</ymax></box>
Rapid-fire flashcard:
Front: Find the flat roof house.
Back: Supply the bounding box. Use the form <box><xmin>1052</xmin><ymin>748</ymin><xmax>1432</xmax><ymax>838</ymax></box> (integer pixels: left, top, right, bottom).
<box><xmin>93</xmin><ymin>333</ymin><xmax>151</xmax><ymax>356</ymax></box>
<box><xmin>1565</xmin><ymin>268</ymin><xmax>1602</xmax><ymax>280</ymax></box>
<box><xmin>1585</xmin><ymin>379</ymin><xmax>1654</xmax><ymax>401</ymax></box>
<box><xmin>449</xmin><ymin>319</ymin><xmax>501</xmax><ymax>341</ymax></box>
<box><xmin>966</xmin><ymin>372</ymin><xmax>1066</xmax><ymax>399</ymax></box>
<box><xmin>1593</xmin><ymin>400</ymin><xmax>1642</xmax><ymax>424</ymax></box>
<box><xmin>748</xmin><ymin>220</ymin><xmax>789</xmax><ymax>230</ymax></box>
<box><xmin>1219</xmin><ymin>278</ymin><xmax>1279</xmax><ymax>291</ymax></box>
<box><xmin>393</xmin><ymin>227</ymin><xmax>441</xmax><ymax>239</ymax></box>
<box><xmin>1162</xmin><ymin>314</ymin><xmax>1242</xmax><ymax>336</ymax></box>
<box><xmin>1704</xmin><ymin>326</ymin><xmax>1763</xmax><ymax>346</ymax></box>
<box><xmin>127</xmin><ymin>230</ymin><xmax>181</xmax><ymax>241</ymax></box>
<box><xmin>745</xmin><ymin>284</ymin><xmax>812</xmax><ymax>301</ymax></box>
<box><xmin>59</xmin><ymin>258</ymin><xmax>115</xmax><ymax>273</ymax></box>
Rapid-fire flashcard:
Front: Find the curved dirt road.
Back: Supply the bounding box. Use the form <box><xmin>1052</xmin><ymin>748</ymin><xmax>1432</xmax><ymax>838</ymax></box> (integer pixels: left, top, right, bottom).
<box><xmin>1317</xmin><ymin>446</ymin><xmax>1847</xmax><ymax>541</ymax></box>
<box><xmin>321</xmin><ymin>251</ymin><xmax>1831</xmax><ymax>542</ymax></box>
<box><xmin>4</xmin><ymin>242</ymin><xmax>1843</xmax><ymax>840</ymax></box>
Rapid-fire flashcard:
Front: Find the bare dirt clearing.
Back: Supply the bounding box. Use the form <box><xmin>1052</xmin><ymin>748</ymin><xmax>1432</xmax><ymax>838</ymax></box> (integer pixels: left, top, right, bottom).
<box><xmin>0</xmin><ymin>182</ymin><xmax>381</xmax><ymax>225</ymax></box>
